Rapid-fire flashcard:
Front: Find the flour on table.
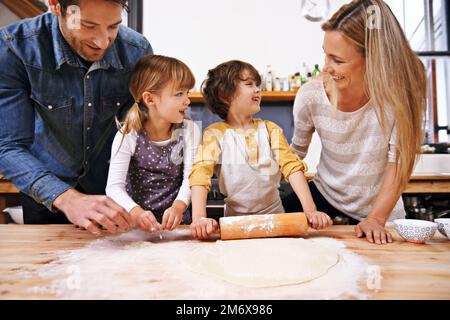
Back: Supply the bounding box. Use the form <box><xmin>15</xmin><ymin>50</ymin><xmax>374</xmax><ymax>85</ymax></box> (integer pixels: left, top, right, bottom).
<box><xmin>187</xmin><ymin>238</ymin><xmax>339</xmax><ymax>288</ymax></box>
<box><xmin>21</xmin><ymin>230</ymin><xmax>369</xmax><ymax>299</ymax></box>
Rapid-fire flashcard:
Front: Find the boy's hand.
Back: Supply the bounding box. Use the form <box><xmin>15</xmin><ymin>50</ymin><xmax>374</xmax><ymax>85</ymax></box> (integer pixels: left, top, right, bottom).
<box><xmin>130</xmin><ymin>207</ymin><xmax>162</xmax><ymax>232</ymax></box>
<box><xmin>162</xmin><ymin>200</ymin><xmax>187</xmax><ymax>231</ymax></box>
<box><xmin>305</xmin><ymin>210</ymin><xmax>333</xmax><ymax>230</ymax></box>
<box><xmin>190</xmin><ymin>217</ymin><xmax>219</xmax><ymax>239</ymax></box>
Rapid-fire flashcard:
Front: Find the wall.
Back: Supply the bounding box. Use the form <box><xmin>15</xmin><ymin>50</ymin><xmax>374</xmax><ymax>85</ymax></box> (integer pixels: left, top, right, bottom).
<box><xmin>142</xmin><ymin>0</ymin><xmax>350</xmax><ymax>171</ymax></box>
<box><xmin>0</xmin><ymin>3</ymin><xmax>20</xmax><ymax>27</ymax></box>
<box><xmin>143</xmin><ymin>0</ymin><xmax>348</xmax><ymax>88</ymax></box>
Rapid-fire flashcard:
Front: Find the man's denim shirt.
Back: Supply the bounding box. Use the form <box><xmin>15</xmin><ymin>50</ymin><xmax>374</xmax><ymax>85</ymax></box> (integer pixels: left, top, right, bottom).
<box><xmin>0</xmin><ymin>13</ymin><xmax>153</xmax><ymax>211</ymax></box>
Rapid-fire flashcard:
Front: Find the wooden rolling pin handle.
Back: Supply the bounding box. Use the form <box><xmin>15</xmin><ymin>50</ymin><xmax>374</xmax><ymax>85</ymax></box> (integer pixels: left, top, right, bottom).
<box><xmin>219</xmin><ymin>212</ymin><xmax>309</xmax><ymax>241</ymax></box>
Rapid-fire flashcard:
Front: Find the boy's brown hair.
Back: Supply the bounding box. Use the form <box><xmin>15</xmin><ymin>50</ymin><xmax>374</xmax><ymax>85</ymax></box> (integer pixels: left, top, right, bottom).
<box><xmin>201</xmin><ymin>60</ymin><xmax>261</xmax><ymax>120</ymax></box>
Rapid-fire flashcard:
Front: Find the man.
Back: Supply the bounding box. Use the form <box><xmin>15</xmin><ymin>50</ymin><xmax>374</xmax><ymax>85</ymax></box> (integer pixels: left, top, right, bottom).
<box><xmin>0</xmin><ymin>0</ymin><xmax>153</xmax><ymax>235</ymax></box>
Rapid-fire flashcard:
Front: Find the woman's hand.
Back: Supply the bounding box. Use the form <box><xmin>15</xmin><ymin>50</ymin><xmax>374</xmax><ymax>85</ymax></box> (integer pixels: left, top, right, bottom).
<box><xmin>305</xmin><ymin>210</ymin><xmax>333</xmax><ymax>230</ymax></box>
<box><xmin>355</xmin><ymin>216</ymin><xmax>393</xmax><ymax>244</ymax></box>
<box><xmin>162</xmin><ymin>200</ymin><xmax>187</xmax><ymax>231</ymax></box>
<box><xmin>190</xmin><ymin>217</ymin><xmax>219</xmax><ymax>239</ymax></box>
<box><xmin>130</xmin><ymin>206</ymin><xmax>162</xmax><ymax>232</ymax></box>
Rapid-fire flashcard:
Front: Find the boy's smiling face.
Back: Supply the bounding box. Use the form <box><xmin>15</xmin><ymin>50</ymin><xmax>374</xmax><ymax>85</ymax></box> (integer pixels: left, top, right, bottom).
<box><xmin>228</xmin><ymin>69</ymin><xmax>262</xmax><ymax>118</ymax></box>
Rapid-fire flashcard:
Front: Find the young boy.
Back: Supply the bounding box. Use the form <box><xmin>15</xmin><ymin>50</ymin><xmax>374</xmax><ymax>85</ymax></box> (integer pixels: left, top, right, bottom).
<box><xmin>189</xmin><ymin>60</ymin><xmax>332</xmax><ymax>239</ymax></box>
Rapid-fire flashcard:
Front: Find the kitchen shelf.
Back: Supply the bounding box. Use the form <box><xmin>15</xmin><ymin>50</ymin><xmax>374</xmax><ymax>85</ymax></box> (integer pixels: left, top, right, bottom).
<box><xmin>188</xmin><ymin>91</ymin><xmax>298</xmax><ymax>103</ymax></box>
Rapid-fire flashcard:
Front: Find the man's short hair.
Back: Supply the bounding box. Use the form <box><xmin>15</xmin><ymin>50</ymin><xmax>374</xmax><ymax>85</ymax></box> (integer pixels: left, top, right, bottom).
<box><xmin>58</xmin><ymin>0</ymin><xmax>129</xmax><ymax>15</ymax></box>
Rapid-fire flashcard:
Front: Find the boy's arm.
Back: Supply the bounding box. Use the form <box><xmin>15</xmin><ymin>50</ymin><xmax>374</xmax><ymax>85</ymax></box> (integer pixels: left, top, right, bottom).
<box><xmin>265</xmin><ymin>121</ymin><xmax>307</xmax><ymax>180</ymax></box>
<box><xmin>189</xmin><ymin>127</ymin><xmax>223</xmax><ymax>220</ymax></box>
<box><xmin>287</xmin><ymin>171</ymin><xmax>316</xmax><ymax>212</ymax></box>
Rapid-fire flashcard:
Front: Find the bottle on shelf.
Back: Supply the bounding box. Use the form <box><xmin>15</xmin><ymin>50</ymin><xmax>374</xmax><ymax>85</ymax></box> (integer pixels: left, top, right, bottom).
<box><xmin>265</xmin><ymin>65</ymin><xmax>273</xmax><ymax>92</ymax></box>
<box><xmin>293</xmin><ymin>72</ymin><xmax>302</xmax><ymax>89</ymax></box>
<box><xmin>312</xmin><ymin>64</ymin><xmax>321</xmax><ymax>77</ymax></box>
<box><xmin>274</xmin><ymin>77</ymin><xmax>281</xmax><ymax>91</ymax></box>
<box><xmin>300</xmin><ymin>62</ymin><xmax>310</xmax><ymax>84</ymax></box>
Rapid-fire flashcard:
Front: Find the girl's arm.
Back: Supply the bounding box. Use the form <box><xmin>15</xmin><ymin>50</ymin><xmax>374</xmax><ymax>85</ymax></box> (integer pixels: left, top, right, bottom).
<box><xmin>174</xmin><ymin>120</ymin><xmax>202</xmax><ymax>208</ymax></box>
<box><xmin>105</xmin><ymin>131</ymin><xmax>139</xmax><ymax>213</ymax></box>
<box><xmin>162</xmin><ymin>121</ymin><xmax>202</xmax><ymax>230</ymax></box>
<box><xmin>355</xmin><ymin>162</ymin><xmax>401</xmax><ymax>244</ymax></box>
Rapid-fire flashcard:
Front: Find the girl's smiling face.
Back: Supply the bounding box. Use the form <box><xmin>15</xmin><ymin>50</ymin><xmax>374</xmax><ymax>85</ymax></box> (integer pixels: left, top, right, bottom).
<box><xmin>144</xmin><ymin>81</ymin><xmax>191</xmax><ymax>125</ymax></box>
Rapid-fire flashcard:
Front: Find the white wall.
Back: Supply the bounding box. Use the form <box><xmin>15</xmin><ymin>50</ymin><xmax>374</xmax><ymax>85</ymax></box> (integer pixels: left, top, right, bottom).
<box><xmin>142</xmin><ymin>0</ymin><xmax>351</xmax><ymax>172</ymax></box>
<box><xmin>143</xmin><ymin>0</ymin><xmax>348</xmax><ymax>90</ymax></box>
<box><xmin>0</xmin><ymin>3</ymin><xmax>20</xmax><ymax>27</ymax></box>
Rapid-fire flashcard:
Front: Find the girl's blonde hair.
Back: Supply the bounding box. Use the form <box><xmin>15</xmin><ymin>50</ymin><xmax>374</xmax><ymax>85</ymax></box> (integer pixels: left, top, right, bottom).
<box><xmin>322</xmin><ymin>0</ymin><xmax>427</xmax><ymax>192</ymax></box>
<box><xmin>120</xmin><ymin>54</ymin><xmax>195</xmax><ymax>136</ymax></box>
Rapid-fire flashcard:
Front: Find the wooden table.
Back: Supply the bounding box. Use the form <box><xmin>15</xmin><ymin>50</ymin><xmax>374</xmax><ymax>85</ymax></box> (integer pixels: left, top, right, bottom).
<box><xmin>2</xmin><ymin>174</ymin><xmax>449</xmax><ymax>223</ymax></box>
<box><xmin>0</xmin><ymin>224</ymin><xmax>449</xmax><ymax>300</ymax></box>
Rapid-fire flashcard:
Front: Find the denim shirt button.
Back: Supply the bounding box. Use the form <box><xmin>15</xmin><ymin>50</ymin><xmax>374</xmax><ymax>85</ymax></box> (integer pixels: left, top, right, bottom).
<box><xmin>48</xmin><ymin>105</ymin><xmax>53</xmax><ymax>110</ymax></box>
<box><xmin>88</xmin><ymin>102</ymin><xmax>92</xmax><ymax>107</ymax></box>
<box><xmin>116</xmin><ymin>102</ymin><xmax>120</xmax><ymax>106</ymax></box>
<box><xmin>87</xmin><ymin>127</ymin><xmax>91</xmax><ymax>131</ymax></box>
<box><xmin>86</xmin><ymin>75</ymin><xmax>90</xmax><ymax>79</ymax></box>
<box><xmin>86</xmin><ymin>146</ymin><xmax>90</xmax><ymax>150</ymax></box>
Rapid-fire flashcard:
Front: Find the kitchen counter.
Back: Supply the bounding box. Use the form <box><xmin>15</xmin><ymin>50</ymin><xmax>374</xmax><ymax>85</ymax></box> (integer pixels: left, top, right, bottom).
<box><xmin>0</xmin><ymin>224</ymin><xmax>449</xmax><ymax>299</ymax></box>
<box><xmin>1</xmin><ymin>174</ymin><xmax>449</xmax><ymax>223</ymax></box>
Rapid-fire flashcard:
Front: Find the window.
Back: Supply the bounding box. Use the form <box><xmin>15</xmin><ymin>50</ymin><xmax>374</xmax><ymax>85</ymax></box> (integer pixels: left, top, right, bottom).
<box><xmin>386</xmin><ymin>0</ymin><xmax>450</xmax><ymax>143</ymax></box>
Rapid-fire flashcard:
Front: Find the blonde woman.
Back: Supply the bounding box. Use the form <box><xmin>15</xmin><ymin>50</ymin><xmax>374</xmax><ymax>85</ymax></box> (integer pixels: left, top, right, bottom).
<box><xmin>283</xmin><ymin>0</ymin><xmax>426</xmax><ymax>244</ymax></box>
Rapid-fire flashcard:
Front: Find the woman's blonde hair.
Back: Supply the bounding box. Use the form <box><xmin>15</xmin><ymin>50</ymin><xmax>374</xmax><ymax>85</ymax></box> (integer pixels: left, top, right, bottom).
<box><xmin>322</xmin><ymin>0</ymin><xmax>427</xmax><ymax>192</ymax></box>
<box><xmin>120</xmin><ymin>54</ymin><xmax>195</xmax><ymax>137</ymax></box>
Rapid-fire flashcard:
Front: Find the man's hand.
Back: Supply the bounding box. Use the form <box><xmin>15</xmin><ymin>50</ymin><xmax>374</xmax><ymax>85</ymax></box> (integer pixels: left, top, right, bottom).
<box><xmin>161</xmin><ymin>200</ymin><xmax>187</xmax><ymax>231</ymax></box>
<box><xmin>355</xmin><ymin>216</ymin><xmax>393</xmax><ymax>245</ymax></box>
<box><xmin>190</xmin><ymin>217</ymin><xmax>219</xmax><ymax>239</ymax></box>
<box><xmin>53</xmin><ymin>189</ymin><xmax>133</xmax><ymax>236</ymax></box>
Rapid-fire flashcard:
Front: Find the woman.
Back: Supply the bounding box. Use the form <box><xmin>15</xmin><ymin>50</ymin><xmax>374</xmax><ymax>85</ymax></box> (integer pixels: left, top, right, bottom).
<box><xmin>283</xmin><ymin>0</ymin><xmax>426</xmax><ymax>244</ymax></box>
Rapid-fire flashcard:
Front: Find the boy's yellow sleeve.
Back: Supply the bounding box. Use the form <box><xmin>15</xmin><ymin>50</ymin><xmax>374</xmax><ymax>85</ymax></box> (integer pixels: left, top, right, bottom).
<box><xmin>265</xmin><ymin>120</ymin><xmax>308</xmax><ymax>180</ymax></box>
<box><xmin>188</xmin><ymin>125</ymin><xmax>224</xmax><ymax>191</ymax></box>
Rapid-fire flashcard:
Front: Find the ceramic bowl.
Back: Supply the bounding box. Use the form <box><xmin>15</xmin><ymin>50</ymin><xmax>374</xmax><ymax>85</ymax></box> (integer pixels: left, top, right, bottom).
<box><xmin>393</xmin><ymin>219</ymin><xmax>437</xmax><ymax>243</ymax></box>
<box><xmin>2</xmin><ymin>206</ymin><xmax>24</xmax><ymax>224</ymax></box>
<box><xmin>434</xmin><ymin>218</ymin><xmax>450</xmax><ymax>237</ymax></box>
<box><xmin>443</xmin><ymin>224</ymin><xmax>450</xmax><ymax>240</ymax></box>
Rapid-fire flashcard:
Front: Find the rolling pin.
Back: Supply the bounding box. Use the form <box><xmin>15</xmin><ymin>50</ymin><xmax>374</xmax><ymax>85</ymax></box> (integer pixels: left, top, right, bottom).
<box><xmin>219</xmin><ymin>212</ymin><xmax>309</xmax><ymax>240</ymax></box>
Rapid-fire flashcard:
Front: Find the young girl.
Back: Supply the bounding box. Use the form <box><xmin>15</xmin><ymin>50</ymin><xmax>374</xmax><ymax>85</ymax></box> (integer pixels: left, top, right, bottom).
<box><xmin>188</xmin><ymin>60</ymin><xmax>332</xmax><ymax>239</ymax></box>
<box><xmin>106</xmin><ymin>55</ymin><xmax>200</xmax><ymax>232</ymax></box>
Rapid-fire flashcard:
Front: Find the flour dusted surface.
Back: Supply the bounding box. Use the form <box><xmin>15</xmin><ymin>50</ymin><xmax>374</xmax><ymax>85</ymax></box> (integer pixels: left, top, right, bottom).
<box><xmin>22</xmin><ymin>230</ymin><xmax>368</xmax><ymax>299</ymax></box>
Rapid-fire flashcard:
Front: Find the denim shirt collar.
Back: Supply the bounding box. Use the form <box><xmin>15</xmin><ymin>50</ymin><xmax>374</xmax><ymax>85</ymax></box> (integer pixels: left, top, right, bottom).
<box><xmin>50</xmin><ymin>15</ymin><xmax>124</xmax><ymax>71</ymax></box>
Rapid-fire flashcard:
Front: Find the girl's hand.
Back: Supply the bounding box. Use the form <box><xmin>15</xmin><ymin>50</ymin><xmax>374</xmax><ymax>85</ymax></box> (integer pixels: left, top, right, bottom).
<box><xmin>305</xmin><ymin>210</ymin><xmax>333</xmax><ymax>230</ymax></box>
<box><xmin>130</xmin><ymin>207</ymin><xmax>162</xmax><ymax>232</ymax></box>
<box><xmin>355</xmin><ymin>217</ymin><xmax>393</xmax><ymax>245</ymax></box>
<box><xmin>162</xmin><ymin>200</ymin><xmax>187</xmax><ymax>231</ymax></box>
<box><xmin>190</xmin><ymin>217</ymin><xmax>219</xmax><ymax>239</ymax></box>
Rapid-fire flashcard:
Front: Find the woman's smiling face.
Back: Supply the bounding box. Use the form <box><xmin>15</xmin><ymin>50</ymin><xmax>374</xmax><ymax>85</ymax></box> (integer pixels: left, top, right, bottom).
<box><xmin>322</xmin><ymin>30</ymin><xmax>366</xmax><ymax>92</ymax></box>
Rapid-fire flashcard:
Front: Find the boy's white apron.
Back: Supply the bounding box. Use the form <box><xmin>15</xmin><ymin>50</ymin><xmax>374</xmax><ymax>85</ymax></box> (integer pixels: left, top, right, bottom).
<box><xmin>216</xmin><ymin>122</ymin><xmax>285</xmax><ymax>216</ymax></box>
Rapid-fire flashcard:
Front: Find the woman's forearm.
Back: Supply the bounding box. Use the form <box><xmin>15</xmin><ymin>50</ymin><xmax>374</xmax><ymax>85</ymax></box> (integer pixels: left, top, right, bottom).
<box><xmin>367</xmin><ymin>163</ymin><xmax>403</xmax><ymax>225</ymax></box>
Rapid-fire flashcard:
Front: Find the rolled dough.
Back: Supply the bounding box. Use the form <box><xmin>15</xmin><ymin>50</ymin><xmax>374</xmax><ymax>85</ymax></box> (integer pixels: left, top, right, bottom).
<box><xmin>187</xmin><ymin>238</ymin><xmax>340</xmax><ymax>287</ymax></box>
